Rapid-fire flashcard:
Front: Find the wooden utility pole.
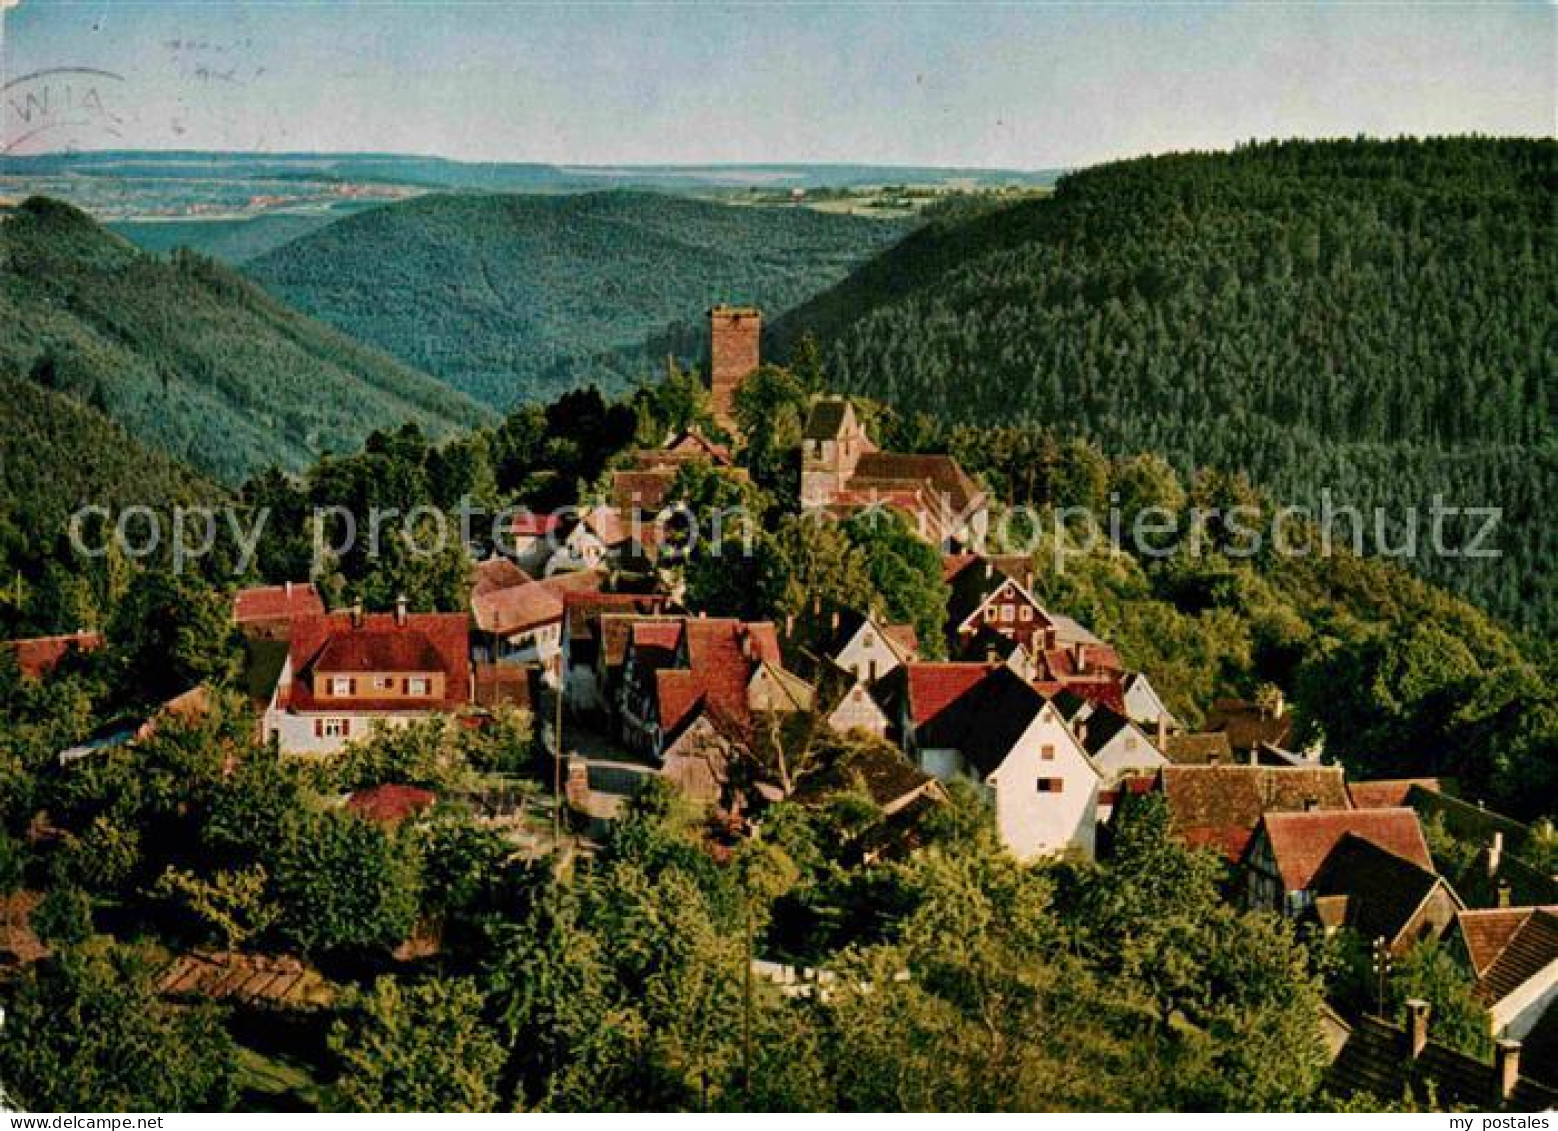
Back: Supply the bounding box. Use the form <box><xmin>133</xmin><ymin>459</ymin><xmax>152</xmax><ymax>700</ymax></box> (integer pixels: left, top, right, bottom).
<box><xmin>552</xmin><ymin>670</ymin><xmax>564</xmax><ymax>845</ymax></box>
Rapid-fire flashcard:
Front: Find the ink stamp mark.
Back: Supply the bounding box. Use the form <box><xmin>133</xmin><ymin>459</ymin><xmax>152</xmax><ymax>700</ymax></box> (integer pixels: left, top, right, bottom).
<box><xmin>2</xmin><ymin>66</ymin><xmax>126</xmax><ymax>154</ymax></box>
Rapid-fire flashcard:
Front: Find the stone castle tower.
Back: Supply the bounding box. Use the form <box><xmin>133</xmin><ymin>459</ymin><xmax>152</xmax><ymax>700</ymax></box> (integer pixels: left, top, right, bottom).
<box><xmin>709</xmin><ymin>305</ymin><xmax>761</xmax><ymax>427</ymax></box>
<box><xmin>800</xmin><ymin>398</ymin><xmax>876</xmax><ymax>508</ymax></box>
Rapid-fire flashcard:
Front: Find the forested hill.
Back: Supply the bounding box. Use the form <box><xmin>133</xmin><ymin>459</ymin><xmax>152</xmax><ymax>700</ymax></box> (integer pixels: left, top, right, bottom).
<box><xmin>0</xmin><ymin>368</ymin><xmax>225</xmax><ymax>635</ymax></box>
<box><xmin>0</xmin><ymin>198</ymin><xmax>491</xmax><ymax>485</ymax></box>
<box><xmin>771</xmin><ymin>138</ymin><xmax>1557</xmax><ymax>632</ymax></box>
<box><xmin>243</xmin><ymin>190</ymin><xmax>912</xmax><ymax>408</ymax></box>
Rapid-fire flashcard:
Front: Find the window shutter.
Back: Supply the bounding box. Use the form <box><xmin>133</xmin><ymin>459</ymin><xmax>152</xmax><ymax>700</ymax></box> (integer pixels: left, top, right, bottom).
<box><xmin>342</xmin><ymin>719</ymin><xmax>351</xmax><ymax>737</ymax></box>
<box><xmin>314</xmin><ymin>718</ymin><xmax>323</xmax><ymax>738</ymax></box>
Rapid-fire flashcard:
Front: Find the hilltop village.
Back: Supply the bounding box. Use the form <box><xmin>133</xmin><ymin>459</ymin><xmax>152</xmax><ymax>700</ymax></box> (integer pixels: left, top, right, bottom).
<box><xmin>3</xmin><ymin>305</ymin><xmax>1556</xmax><ymax>1112</ymax></box>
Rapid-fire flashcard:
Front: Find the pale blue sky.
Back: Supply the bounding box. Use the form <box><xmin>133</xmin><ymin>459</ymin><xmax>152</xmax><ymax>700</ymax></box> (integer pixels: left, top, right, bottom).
<box><xmin>2</xmin><ymin>1</ymin><xmax>1552</xmax><ymax>167</ymax></box>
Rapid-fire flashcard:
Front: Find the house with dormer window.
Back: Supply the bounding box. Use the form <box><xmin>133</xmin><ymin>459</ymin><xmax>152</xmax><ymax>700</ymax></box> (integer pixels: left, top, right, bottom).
<box><xmin>261</xmin><ymin>601</ymin><xmax>470</xmax><ymax>755</ymax></box>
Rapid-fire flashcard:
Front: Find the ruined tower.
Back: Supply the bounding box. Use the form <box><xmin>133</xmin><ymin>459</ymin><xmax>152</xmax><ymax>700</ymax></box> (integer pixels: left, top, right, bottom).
<box><xmin>708</xmin><ymin>305</ymin><xmax>761</xmax><ymax>428</ymax></box>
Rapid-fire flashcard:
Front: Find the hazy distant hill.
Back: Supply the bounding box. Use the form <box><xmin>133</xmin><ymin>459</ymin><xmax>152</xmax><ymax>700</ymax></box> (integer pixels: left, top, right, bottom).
<box><xmin>243</xmin><ymin>190</ymin><xmax>915</xmax><ymax>406</ymax></box>
<box><xmin>772</xmin><ymin>138</ymin><xmax>1557</xmax><ymax>632</ymax></box>
<box><xmin>0</xmin><ymin>197</ymin><xmax>491</xmax><ymax>484</ymax></box>
<box><xmin>108</xmin><ymin>212</ymin><xmax>351</xmax><ymax>264</ymax></box>
<box><xmin>1</xmin><ymin>149</ymin><xmax>1060</xmax><ymax>192</ymax></box>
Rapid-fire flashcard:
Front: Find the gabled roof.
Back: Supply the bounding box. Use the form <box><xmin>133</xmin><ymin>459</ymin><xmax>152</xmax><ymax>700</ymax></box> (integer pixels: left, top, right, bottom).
<box><xmin>4</xmin><ymin>630</ymin><xmax>104</xmax><ymax>679</ymax></box>
<box><xmin>1076</xmin><ymin>705</ymin><xmax>1139</xmax><ymax>756</ymax></box>
<box><xmin>852</xmin><ymin>452</ymin><xmax>983</xmax><ymax>514</ymax></box>
<box><xmin>946</xmin><ymin>558</ymin><xmax>1046</xmax><ymax>632</ymax></box>
<box><xmin>1032</xmin><ymin>674</ymin><xmax>1127</xmax><ymax>717</ymax></box>
<box><xmin>1158</xmin><ymin>765</ymin><xmax>1351</xmax><ymax>862</ymax></box>
<box><xmin>1311</xmin><ymin>833</ymin><xmax>1454</xmax><ymax>948</ymax></box>
<box><xmin>916</xmin><ymin>665</ymin><xmax>1055</xmax><ymax>780</ymax></box>
<box><xmin>648</xmin><ymin>619</ymin><xmax>790</xmax><ymax>739</ymax></box>
<box><xmin>611</xmin><ymin>468</ymin><xmax>678</xmax><ymax>514</ymax></box>
<box><xmin>471</xmin><ymin>557</ymin><xmax>530</xmax><ymax>596</ymax></box>
<box><xmin>285</xmin><ymin>612</ymin><xmax>469</xmax><ymax>712</ymax></box>
<box><xmin>1324</xmin><ymin>1013</ymin><xmax>1558</xmax><ymax>1110</ymax></box>
<box><xmin>1459</xmin><ymin>907</ymin><xmax>1540</xmax><ymax>975</ymax></box>
<box><xmin>1205</xmin><ymin>697</ymin><xmax>1293</xmax><ymax>752</ymax></box>
<box><xmin>634</xmin><ymin>429</ymin><xmax>733</xmax><ymax>467</ymax></box>
<box><xmin>1161</xmin><ymin>732</ymin><xmax>1235</xmax><ymax>766</ymax></box>
<box><xmin>891</xmin><ymin>661</ymin><xmax>1003</xmax><ymax>728</ymax></box>
<box><xmin>802</xmin><ymin>398</ymin><xmax>855</xmax><ymax>441</ymax></box>
<box><xmin>792</xmin><ymin>741</ymin><xmax>939</xmax><ymax>815</ymax></box>
<box><xmin>233</xmin><ymin>583</ymin><xmax>325</xmax><ymax>626</ymax></box>
<box><xmin>1457</xmin><ymin>907</ymin><xmax>1558</xmax><ymax>1005</ymax></box>
<box><xmin>563</xmin><ymin>591</ymin><xmax>673</xmax><ymax>645</ymax></box>
<box><xmin>471</xmin><ymin>570</ymin><xmax>603</xmax><ymax>637</ymax></box>
<box><xmin>1348</xmin><ymin>778</ymin><xmax>1445</xmax><ymax>809</ymax></box>
<box><xmin>1257</xmin><ymin>807</ymin><xmax>1432</xmax><ymax>892</ymax></box>
<box><xmin>315</xmin><ymin>629</ymin><xmax>444</xmax><ymax>673</ymax></box>
<box><xmin>608</xmin><ymin>615</ymin><xmax>683</xmax><ymax>670</ymax></box>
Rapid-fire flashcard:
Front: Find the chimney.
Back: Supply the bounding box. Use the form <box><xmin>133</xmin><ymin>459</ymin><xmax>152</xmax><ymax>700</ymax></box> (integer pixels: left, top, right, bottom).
<box><xmin>1488</xmin><ymin>831</ymin><xmax>1504</xmax><ymax>878</ymax></box>
<box><xmin>350</xmin><ymin>601</ymin><xmax>363</xmax><ymax>628</ymax></box>
<box><xmin>1076</xmin><ymin>720</ymin><xmax>1089</xmax><ymax>747</ymax></box>
<box><xmin>285</xmin><ymin>580</ymin><xmax>293</xmax><ymax>598</ymax></box>
<box><xmin>565</xmin><ymin>755</ymin><xmax>590</xmax><ymax>811</ymax></box>
<box><xmin>1496</xmin><ymin>880</ymin><xmax>1512</xmax><ymax>908</ymax></box>
<box><xmin>395</xmin><ymin>594</ymin><xmax>408</xmax><ymax>627</ymax></box>
<box><xmin>1072</xmin><ymin>641</ymin><xmax>1086</xmax><ymax>673</ymax></box>
<box><xmin>984</xmin><ymin>560</ymin><xmax>993</xmax><ymax>580</ymax></box>
<box><xmin>830</xmin><ymin>610</ymin><xmax>840</xmax><ymax>632</ymax></box>
<box><xmin>1495</xmin><ymin>1039</ymin><xmax>1522</xmax><ymax>1103</ymax></box>
<box><xmin>785</xmin><ymin>614</ymin><xmax>795</xmax><ymax>637</ymax></box>
<box><xmin>1156</xmin><ymin>714</ymin><xmax>1168</xmax><ymax>748</ymax></box>
<box><xmin>1404</xmin><ymin>999</ymin><xmax>1430</xmax><ymax>1059</ymax></box>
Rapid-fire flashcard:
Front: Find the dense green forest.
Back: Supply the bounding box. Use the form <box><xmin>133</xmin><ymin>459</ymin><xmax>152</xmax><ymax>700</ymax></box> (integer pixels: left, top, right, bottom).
<box><xmin>770</xmin><ymin>138</ymin><xmax>1557</xmax><ymax>633</ymax></box>
<box><xmin>243</xmin><ymin>190</ymin><xmax>911</xmax><ymax>407</ymax></box>
<box><xmin>0</xmin><ymin>370</ymin><xmax>226</xmax><ymax>637</ymax></box>
<box><xmin>0</xmin><ymin>197</ymin><xmax>491</xmax><ymax>484</ymax></box>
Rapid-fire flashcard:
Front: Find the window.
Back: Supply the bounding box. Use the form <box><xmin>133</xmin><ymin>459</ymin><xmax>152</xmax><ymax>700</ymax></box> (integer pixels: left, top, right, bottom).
<box><xmin>863</xmin><ymin>633</ymin><xmax>876</xmax><ymax>648</ymax></box>
<box><xmin>372</xmin><ymin>676</ymin><xmax>394</xmax><ymax>692</ymax></box>
<box><xmin>1040</xmin><ymin>744</ymin><xmax>1055</xmax><ymax>761</ymax></box>
<box><xmin>1125</xmin><ymin>737</ymin><xmax>1138</xmax><ymax>751</ymax></box>
<box><xmin>1018</xmin><ymin>606</ymin><xmax>1033</xmax><ymax>622</ymax></box>
<box><xmin>405</xmin><ymin>677</ymin><xmax>431</xmax><ymax>695</ymax></box>
<box><xmin>1036</xmin><ymin>778</ymin><xmax>1064</xmax><ymax>793</ymax></box>
<box><xmin>983</xmin><ymin>606</ymin><xmax>997</xmax><ymax>622</ymax></box>
<box><xmin>317</xmin><ymin>718</ymin><xmax>350</xmax><ymax>738</ymax></box>
<box><xmin>1000</xmin><ymin>605</ymin><xmax>1015</xmax><ymax>623</ymax></box>
<box><xmin>328</xmin><ymin>676</ymin><xmax>355</xmax><ymax>696</ymax></box>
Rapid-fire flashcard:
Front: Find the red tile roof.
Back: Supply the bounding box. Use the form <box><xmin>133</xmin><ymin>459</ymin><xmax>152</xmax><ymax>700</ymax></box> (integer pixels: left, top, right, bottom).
<box><xmin>1032</xmin><ymin>675</ymin><xmax>1127</xmax><ymax>716</ymax></box>
<box><xmin>285</xmin><ymin>612</ymin><xmax>469</xmax><ymax>713</ymax></box>
<box><xmin>232</xmin><ymin>583</ymin><xmax>325</xmax><ymax>626</ymax></box>
<box><xmin>1258</xmin><ymin>807</ymin><xmax>1433</xmax><ymax>891</ymax></box>
<box><xmin>1158</xmin><ymin>765</ymin><xmax>1351</xmax><ymax>863</ymax></box>
<box><xmin>471</xmin><ymin>570</ymin><xmax>603</xmax><ymax>636</ymax></box>
<box><xmin>3</xmin><ymin>631</ymin><xmax>103</xmax><ymax>679</ymax></box>
<box><xmin>1467</xmin><ymin>908</ymin><xmax>1558</xmax><ymax>1005</ymax></box>
<box><xmin>900</xmin><ymin>662</ymin><xmax>1003</xmax><ymax>727</ymax></box>
<box><xmin>346</xmin><ymin>784</ymin><xmax>437</xmax><ymax>824</ymax></box>
<box><xmin>1458</xmin><ymin>907</ymin><xmax>1536</xmax><ymax>975</ymax></box>
<box><xmin>644</xmin><ymin>618</ymin><xmax>788</xmax><ymax>738</ymax></box>
<box><xmin>1348</xmin><ymin>778</ymin><xmax>1444</xmax><ymax>809</ymax></box>
<box><xmin>611</xmin><ymin>468</ymin><xmax>678</xmax><ymax>514</ymax></box>
<box><xmin>471</xmin><ymin>557</ymin><xmax>530</xmax><ymax>596</ymax></box>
